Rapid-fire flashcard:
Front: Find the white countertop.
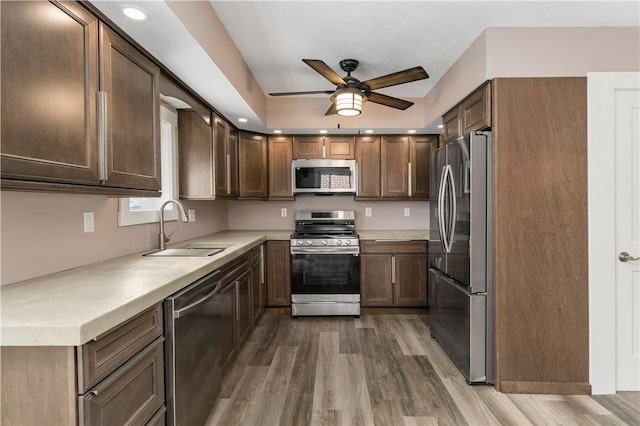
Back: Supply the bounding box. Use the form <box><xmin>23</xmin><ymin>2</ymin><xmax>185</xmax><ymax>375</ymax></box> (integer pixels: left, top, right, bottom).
<box><xmin>0</xmin><ymin>230</ymin><xmax>289</xmax><ymax>347</ymax></box>
<box><xmin>1</xmin><ymin>229</ymin><xmax>427</xmax><ymax>347</ymax></box>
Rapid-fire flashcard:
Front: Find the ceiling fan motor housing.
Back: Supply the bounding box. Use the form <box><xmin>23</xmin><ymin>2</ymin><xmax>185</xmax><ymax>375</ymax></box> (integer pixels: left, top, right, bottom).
<box><xmin>339</xmin><ymin>59</ymin><xmax>359</xmax><ymax>74</ymax></box>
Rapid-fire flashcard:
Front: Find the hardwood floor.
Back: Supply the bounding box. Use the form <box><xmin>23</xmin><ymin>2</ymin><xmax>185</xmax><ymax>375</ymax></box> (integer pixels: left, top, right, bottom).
<box><xmin>206</xmin><ymin>313</ymin><xmax>639</xmax><ymax>425</ymax></box>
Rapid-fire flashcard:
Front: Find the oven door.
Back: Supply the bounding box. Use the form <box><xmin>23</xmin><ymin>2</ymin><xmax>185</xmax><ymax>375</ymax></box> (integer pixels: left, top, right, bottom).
<box><xmin>291</xmin><ymin>252</ymin><xmax>360</xmax><ymax>295</ymax></box>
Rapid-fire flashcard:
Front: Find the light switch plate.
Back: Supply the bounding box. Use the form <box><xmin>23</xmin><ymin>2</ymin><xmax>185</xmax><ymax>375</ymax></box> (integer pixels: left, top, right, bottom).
<box><xmin>83</xmin><ymin>211</ymin><xmax>95</xmax><ymax>233</ymax></box>
<box><xmin>404</xmin><ymin>207</ymin><xmax>411</xmax><ymax>217</ymax></box>
<box><xmin>281</xmin><ymin>208</ymin><xmax>287</xmax><ymax>217</ymax></box>
<box><xmin>365</xmin><ymin>207</ymin><xmax>372</xmax><ymax>217</ymax></box>
<box><xmin>188</xmin><ymin>209</ymin><xmax>196</xmax><ymax>222</ymax></box>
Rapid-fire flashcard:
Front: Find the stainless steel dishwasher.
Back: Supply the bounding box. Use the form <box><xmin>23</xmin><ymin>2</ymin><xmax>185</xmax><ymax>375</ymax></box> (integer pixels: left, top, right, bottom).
<box><xmin>164</xmin><ymin>270</ymin><xmax>222</xmax><ymax>426</ymax></box>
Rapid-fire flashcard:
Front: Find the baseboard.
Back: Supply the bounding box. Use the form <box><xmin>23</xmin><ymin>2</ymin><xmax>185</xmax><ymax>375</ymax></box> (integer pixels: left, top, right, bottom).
<box><xmin>500</xmin><ymin>380</ymin><xmax>591</xmax><ymax>395</ymax></box>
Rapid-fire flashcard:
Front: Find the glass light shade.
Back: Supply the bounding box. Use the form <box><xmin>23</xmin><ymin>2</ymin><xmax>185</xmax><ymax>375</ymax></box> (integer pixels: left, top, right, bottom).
<box><xmin>335</xmin><ymin>90</ymin><xmax>363</xmax><ymax>116</ymax></box>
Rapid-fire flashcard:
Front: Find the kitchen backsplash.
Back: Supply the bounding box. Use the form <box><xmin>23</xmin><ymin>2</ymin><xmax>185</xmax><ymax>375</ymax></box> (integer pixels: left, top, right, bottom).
<box><xmin>1</xmin><ymin>191</ymin><xmax>428</xmax><ymax>286</ymax></box>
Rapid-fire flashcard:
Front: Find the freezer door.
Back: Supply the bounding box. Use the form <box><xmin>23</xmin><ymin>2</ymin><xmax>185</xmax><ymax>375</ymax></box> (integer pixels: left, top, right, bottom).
<box><xmin>428</xmin><ymin>268</ymin><xmax>487</xmax><ymax>383</ymax></box>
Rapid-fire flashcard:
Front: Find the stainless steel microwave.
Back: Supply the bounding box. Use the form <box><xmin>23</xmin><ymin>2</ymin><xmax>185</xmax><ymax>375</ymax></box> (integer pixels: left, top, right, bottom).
<box><xmin>291</xmin><ymin>159</ymin><xmax>357</xmax><ymax>195</ymax></box>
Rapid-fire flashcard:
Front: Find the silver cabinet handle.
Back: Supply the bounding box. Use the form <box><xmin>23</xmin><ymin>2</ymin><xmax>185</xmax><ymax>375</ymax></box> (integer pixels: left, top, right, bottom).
<box><xmin>391</xmin><ymin>255</ymin><xmax>396</xmax><ymax>284</ymax></box>
<box><xmin>619</xmin><ymin>251</ymin><xmax>640</xmax><ymax>262</ymax></box>
<box><xmin>408</xmin><ymin>162</ymin><xmax>412</xmax><ymax>197</ymax></box>
<box><xmin>226</xmin><ymin>154</ymin><xmax>231</xmax><ymax>194</ymax></box>
<box><xmin>97</xmin><ymin>91</ymin><xmax>107</xmax><ymax>182</ymax></box>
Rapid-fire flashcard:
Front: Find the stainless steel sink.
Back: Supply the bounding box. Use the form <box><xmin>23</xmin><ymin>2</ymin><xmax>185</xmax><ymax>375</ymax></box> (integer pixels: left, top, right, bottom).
<box><xmin>144</xmin><ymin>247</ymin><xmax>226</xmax><ymax>257</ymax></box>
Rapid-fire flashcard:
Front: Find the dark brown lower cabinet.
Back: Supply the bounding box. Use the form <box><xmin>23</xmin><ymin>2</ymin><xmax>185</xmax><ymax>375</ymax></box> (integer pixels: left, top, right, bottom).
<box><xmin>79</xmin><ymin>338</ymin><xmax>164</xmax><ymax>425</ymax></box>
<box><xmin>360</xmin><ymin>241</ymin><xmax>427</xmax><ymax>307</ymax></box>
<box><xmin>251</xmin><ymin>245</ymin><xmax>265</xmax><ymax>325</ymax></box>
<box><xmin>266</xmin><ymin>241</ymin><xmax>291</xmax><ymax>307</ymax></box>
<box><xmin>219</xmin><ymin>278</ymin><xmax>237</xmax><ymax>372</ymax></box>
<box><xmin>235</xmin><ymin>269</ymin><xmax>252</xmax><ymax>349</ymax></box>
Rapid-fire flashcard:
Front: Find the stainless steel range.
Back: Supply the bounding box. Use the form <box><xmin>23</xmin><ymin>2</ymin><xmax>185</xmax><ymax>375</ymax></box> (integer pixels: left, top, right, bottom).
<box><xmin>290</xmin><ymin>211</ymin><xmax>360</xmax><ymax>316</ymax></box>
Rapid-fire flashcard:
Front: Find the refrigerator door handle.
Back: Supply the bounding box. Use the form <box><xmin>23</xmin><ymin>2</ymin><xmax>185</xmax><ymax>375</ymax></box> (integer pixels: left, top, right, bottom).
<box><xmin>447</xmin><ymin>164</ymin><xmax>457</xmax><ymax>251</ymax></box>
<box><xmin>438</xmin><ymin>165</ymin><xmax>448</xmax><ymax>252</ymax></box>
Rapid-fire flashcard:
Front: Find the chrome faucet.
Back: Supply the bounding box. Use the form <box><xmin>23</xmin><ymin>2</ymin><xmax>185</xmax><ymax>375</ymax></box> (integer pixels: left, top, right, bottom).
<box><xmin>159</xmin><ymin>199</ymin><xmax>189</xmax><ymax>250</ymax></box>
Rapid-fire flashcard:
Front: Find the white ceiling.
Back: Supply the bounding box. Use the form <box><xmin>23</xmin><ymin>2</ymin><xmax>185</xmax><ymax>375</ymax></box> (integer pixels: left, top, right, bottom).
<box><xmin>92</xmin><ymin>1</ymin><xmax>638</xmax><ymax>134</ymax></box>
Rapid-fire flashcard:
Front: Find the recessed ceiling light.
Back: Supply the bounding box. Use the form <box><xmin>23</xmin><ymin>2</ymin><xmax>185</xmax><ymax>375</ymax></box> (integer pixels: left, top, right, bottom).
<box><xmin>437</xmin><ymin>124</ymin><xmax>444</xmax><ymax>129</ymax></box>
<box><xmin>319</xmin><ymin>130</ymin><xmax>328</xmax><ymax>134</ymax></box>
<box><xmin>273</xmin><ymin>130</ymin><xmax>282</xmax><ymax>134</ymax></box>
<box><xmin>365</xmin><ymin>130</ymin><xmax>374</xmax><ymax>134</ymax></box>
<box><xmin>122</xmin><ymin>6</ymin><xmax>146</xmax><ymax>21</ymax></box>
<box><xmin>238</xmin><ymin>118</ymin><xmax>248</xmax><ymax>123</ymax></box>
<box><xmin>408</xmin><ymin>129</ymin><xmax>417</xmax><ymax>134</ymax></box>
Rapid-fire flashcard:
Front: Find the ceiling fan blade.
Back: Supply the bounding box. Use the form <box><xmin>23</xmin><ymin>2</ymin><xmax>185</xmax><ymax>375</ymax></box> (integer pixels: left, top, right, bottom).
<box><xmin>302</xmin><ymin>59</ymin><xmax>347</xmax><ymax>86</ymax></box>
<box><xmin>367</xmin><ymin>92</ymin><xmax>414</xmax><ymax>110</ymax></box>
<box><xmin>363</xmin><ymin>66</ymin><xmax>429</xmax><ymax>90</ymax></box>
<box><xmin>269</xmin><ymin>90</ymin><xmax>335</xmax><ymax>96</ymax></box>
<box><xmin>324</xmin><ymin>103</ymin><xmax>337</xmax><ymax>116</ymax></box>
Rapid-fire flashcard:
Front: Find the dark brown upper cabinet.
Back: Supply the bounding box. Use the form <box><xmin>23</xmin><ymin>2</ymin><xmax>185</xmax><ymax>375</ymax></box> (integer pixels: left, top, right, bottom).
<box><xmin>268</xmin><ymin>136</ymin><xmax>294</xmax><ymax>199</ymax></box>
<box><xmin>292</xmin><ymin>135</ymin><xmax>355</xmax><ymax>159</ymax></box>
<box><xmin>1</xmin><ymin>1</ymin><xmax>161</xmax><ymax>195</ymax></box>
<box><xmin>442</xmin><ymin>81</ymin><xmax>491</xmax><ymax>143</ymax></box>
<box><xmin>178</xmin><ymin>110</ymin><xmax>214</xmax><ymax>199</ymax></box>
<box><xmin>238</xmin><ymin>132</ymin><xmax>268</xmax><ymax>199</ymax></box>
<box><xmin>355</xmin><ymin>136</ymin><xmax>381</xmax><ymax>199</ymax></box>
<box><xmin>381</xmin><ymin>136</ymin><xmax>410</xmax><ymax>198</ymax></box>
<box><xmin>410</xmin><ymin>135</ymin><xmax>439</xmax><ymax>199</ymax></box>
<box><xmin>213</xmin><ymin>115</ymin><xmax>238</xmax><ymax>198</ymax></box>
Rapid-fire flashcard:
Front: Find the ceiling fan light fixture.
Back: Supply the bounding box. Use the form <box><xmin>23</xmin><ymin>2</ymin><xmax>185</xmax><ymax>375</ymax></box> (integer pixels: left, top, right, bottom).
<box><xmin>333</xmin><ymin>88</ymin><xmax>363</xmax><ymax>117</ymax></box>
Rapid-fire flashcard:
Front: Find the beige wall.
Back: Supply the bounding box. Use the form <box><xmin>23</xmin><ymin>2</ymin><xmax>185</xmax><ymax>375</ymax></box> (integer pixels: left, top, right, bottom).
<box><xmin>423</xmin><ymin>27</ymin><xmax>640</xmax><ymax>126</ymax></box>
<box><xmin>0</xmin><ymin>191</ymin><xmax>228</xmax><ymax>286</ymax></box>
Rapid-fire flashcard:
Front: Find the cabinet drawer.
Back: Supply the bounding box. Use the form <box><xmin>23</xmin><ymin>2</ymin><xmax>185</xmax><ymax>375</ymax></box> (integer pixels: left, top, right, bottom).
<box><xmin>79</xmin><ymin>337</ymin><xmax>165</xmax><ymax>426</ymax></box>
<box><xmin>78</xmin><ymin>303</ymin><xmax>163</xmax><ymax>392</ymax></box>
<box><xmin>251</xmin><ymin>244</ymin><xmax>264</xmax><ymax>264</ymax></box>
<box><xmin>361</xmin><ymin>240</ymin><xmax>427</xmax><ymax>254</ymax></box>
<box><xmin>220</xmin><ymin>253</ymin><xmax>251</xmax><ymax>286</ymax></box>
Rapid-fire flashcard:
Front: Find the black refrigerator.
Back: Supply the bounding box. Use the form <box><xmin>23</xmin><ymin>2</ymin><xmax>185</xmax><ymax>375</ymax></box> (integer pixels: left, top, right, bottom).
<box><xmin>428</xmin><ymin>131</ymin><xmax>493</xmax><ymax>384</ymax></box>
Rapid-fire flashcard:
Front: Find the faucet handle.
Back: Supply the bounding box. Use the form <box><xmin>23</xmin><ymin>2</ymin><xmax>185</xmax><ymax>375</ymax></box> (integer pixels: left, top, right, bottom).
<box><xmin>164</xmin><ymin>230</ymin><xmax>175</xmax><ymax>243</ymax></box>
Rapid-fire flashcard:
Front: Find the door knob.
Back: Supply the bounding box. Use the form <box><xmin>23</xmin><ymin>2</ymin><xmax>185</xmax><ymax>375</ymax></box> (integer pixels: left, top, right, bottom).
<box><xmin>618</xmin><ymin>251</ymin><xmax>640</xmax><ymax>263</ymax></box>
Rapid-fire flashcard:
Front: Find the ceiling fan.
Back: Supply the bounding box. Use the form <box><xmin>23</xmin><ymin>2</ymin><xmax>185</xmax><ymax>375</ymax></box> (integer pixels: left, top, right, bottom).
<box><xmin>269</xmin><ymin>59</ymin><xmax>429</xmax><ymax>116</ymax></box>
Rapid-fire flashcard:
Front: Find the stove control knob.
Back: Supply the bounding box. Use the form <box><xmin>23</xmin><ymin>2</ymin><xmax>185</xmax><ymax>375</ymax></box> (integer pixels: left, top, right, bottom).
<box><xmin>297</xmin><ymin>240</ymin><xmax>303</xmax><ymax>246</ymax></box>
<box><xmin>345</xmin><ymin>240</ymin><xmax>351</xmax><ymax>245</ymax></box>
<box><xmin>306</xmin><ymin>240</ymin><xmax>313</xmax><ymax>245</ymax></box>
<box><xmin>322</xmin><ymin>240</ymin><xmax>327</xmax><ymax>245</ymax></box>
<box><xmin>336</xmin><ymin>240</ymin><xmax>342</xmax><ymax>245</ymax></box>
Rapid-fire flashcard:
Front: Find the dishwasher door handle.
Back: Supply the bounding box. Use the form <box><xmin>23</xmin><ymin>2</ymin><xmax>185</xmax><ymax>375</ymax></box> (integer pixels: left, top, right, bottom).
<box><xmin>174</xmin><ymin>282</ymin><xmax>221</xmax><ymax>319</ymax></box>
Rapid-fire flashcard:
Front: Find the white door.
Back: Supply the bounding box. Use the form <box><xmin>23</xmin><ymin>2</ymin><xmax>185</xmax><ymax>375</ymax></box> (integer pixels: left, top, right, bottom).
<box><xmin>615</xmin><ymin>88</ymin><xmax>640</xmax><ymax>390</ymax></box>
<box><xmin>589</xmin><ymin>72</ymin><xmax>640</xmax><ymax>394</ymax></box>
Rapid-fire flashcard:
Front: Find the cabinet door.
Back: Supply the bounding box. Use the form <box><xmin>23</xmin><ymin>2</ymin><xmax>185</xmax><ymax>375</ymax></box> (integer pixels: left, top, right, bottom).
<box><xmin>394</xmin><ymin>254</ymin><xmax>427</xmax><ymax>306</ymax></box>
<box><xmin>381</xmin><ymin>136</ymin><xmax>410</xmax><ymax>198</ymax></box>
<box><xmin>100</xmin><ymin>24</ymin><xmax>161</xmax><ymax>191</ymax></box>
<box><xmin>325</xmin><ymin>136</ymin><xmax>355</xmax><ymax>159</ymax></box>
<box><xmin>442</xmin><ymin>107</ymin><xmax>461</xmax><ymax>143</ymax></box>
<box><xmin>361</xmin><ymin>255</ymin><xmax>393</xmax><ymax>306</ymax></box>
<box><xmin>227</xmin><ymin>127</ymin><xmax>239</xmax><ymax>197</ymax></box>
<box><xmin>235</xmin><ymin>269</ymin><xmax>253</xmax><ymax>349</ymax></box>
<box><xmin>213</xmin><ymin>115</ymin><xmax>228</xmax><ymax>196</ymax></box>
<box><xmin>266</xmin><ymin>241</ymin><xmax>291</xmax><ymax>306</ymax></box>
<box><xmin>219</xmin><ymin>282</ymin><xmax>237</xmax><ymax>372</ymax></box>
<box><xmin>268</xmin><ymin>136</ymin><xmax>293</xmax><ymax>199</ymax></box>
<box><xmin>293</xmin><ymin>136</ymin><xmax>324</xmax><ymax>159</ymax></box>
<box><xmin>239</xmin><ymin>132</ymin><xmax>268</xmax><ymax>198</ymax></box>
<box><xmin>355</xmin><ymin>136</ymin><xmax>381</xmax><ymax>199</ymax></box>
<box><xmin>252</xmin><ymin>250</ymin><xmax>265</xmax><ymax>325</ymax></box>
<box><xmin>1</xmin><ymin>1</ymin><xmax>99</xmax><ymax>186</ymax></box>
<box><xmin>178</xmin><ymin>111</ymin><xmax>214</xmax><ymax>199</ymax></box>
<box><xmin>410</xmin><ymin>135</ymin><xmax>439</xmax><ymax>199</ymax></box>
<box><xmin>80</xmin><ymin>338</ymin><xmax>164</xmax><ymax>426</ymax></box>
<box><xmin>461</xmin><ymin>82</ymin><xmax>491</xmax><ymax>133</ymax></box>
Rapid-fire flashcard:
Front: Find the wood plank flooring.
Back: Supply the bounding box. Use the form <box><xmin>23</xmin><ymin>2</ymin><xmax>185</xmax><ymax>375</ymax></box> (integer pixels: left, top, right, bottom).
<box><xmin>206</xmin><ymin>313</ymin><xmax>640</xmax><ymax>426</ymax></box>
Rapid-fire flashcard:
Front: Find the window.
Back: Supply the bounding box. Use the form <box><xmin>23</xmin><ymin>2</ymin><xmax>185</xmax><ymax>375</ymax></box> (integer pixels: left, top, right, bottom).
<box><xmin>118</xmin><ymin>105</ymin><xmax>179</xmax><ymax>226</ymax></box>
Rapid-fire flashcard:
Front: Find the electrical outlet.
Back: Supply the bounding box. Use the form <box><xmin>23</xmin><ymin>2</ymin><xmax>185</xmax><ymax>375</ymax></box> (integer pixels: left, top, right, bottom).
<box><xmin>83</xmin><ymin>211</ymin><xmax>95</xmax><ymax>233</ymax></box>
<box><xmin>365</xmin><ymin>207</ymin><xmax>372</xmax><ymax>217</ymax></box>
<box><xmin>281</xmin><ymin>208</ymin><xmax>287</xmax><ymax>217</ymax></box>
<box><xmin>404</xmin><ymin>207</ymin><xmax>411</xmax><ymax>217</ymax></box>
<box><xmin>188</xmin><ymin>209</ymin><xmax>196</xmax><ymax>222</ymax></box>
